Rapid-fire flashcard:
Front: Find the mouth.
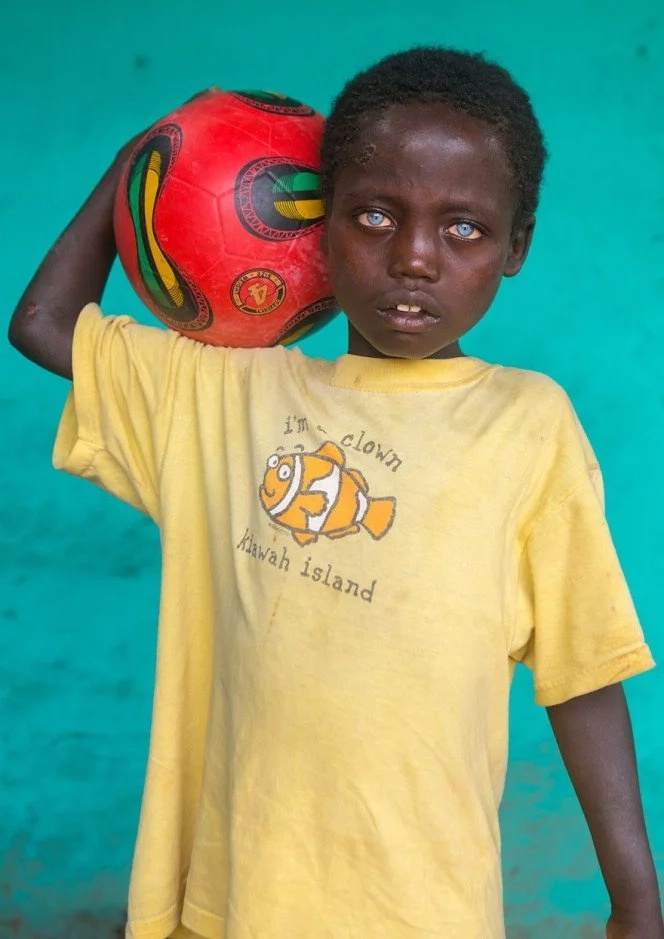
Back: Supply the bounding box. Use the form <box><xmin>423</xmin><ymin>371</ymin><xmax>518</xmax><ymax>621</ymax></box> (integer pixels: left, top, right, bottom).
<box><xmin>377</xmin><ymin>303</ymin><xmax>440</xmax><ymax>333</ymax></box>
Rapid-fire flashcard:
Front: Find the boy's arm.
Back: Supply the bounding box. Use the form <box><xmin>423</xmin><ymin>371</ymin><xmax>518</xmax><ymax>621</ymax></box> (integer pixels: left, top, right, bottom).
<box><xmin>7</xmin><ymin>142</ymin><xmax>138</xmax><ymax>380</ymax></box>
<box><xmin>8</xmin><ymin>93</ymin><xmax>211</xmax><ymax>378</ymax></box>
<box><xmin>547</xmin><ymin>683</ymin><xmax>663</xmax><ymax>937</ymax></box>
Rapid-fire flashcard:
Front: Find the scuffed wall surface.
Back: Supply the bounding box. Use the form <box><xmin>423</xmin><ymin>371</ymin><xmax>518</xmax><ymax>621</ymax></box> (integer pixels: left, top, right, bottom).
<box><xmin>2</xmin><ymin>0</ymin><xmax>662</xmax><ymax>934</ymax></box>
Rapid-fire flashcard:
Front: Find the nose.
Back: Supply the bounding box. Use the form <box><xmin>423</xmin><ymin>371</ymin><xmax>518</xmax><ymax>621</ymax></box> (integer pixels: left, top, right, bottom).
<box><xmin>387</xmin><ymin>220</ymin><xmax>440</xmax><ymax>282</ymax></box>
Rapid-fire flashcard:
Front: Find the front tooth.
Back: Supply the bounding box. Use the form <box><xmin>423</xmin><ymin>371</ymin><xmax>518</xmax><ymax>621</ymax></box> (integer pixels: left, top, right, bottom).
<box><xmin>396</xmin><ymin>303</ymin><xmax>423</xmax><ymax>313</ymax></box>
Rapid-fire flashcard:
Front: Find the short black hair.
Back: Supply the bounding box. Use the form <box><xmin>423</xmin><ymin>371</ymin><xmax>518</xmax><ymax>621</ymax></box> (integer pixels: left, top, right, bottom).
<box><xmin>320</xmin><ymin>47</ymin><xmax>547</xmax><ymax>226</ymax></box>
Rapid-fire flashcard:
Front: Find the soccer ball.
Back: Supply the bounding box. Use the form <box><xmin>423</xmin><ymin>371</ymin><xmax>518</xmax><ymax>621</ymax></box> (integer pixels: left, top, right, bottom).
<box><xmin>113</xmin><ymin>89</ymin><xmax>338</xmax><ymax>347</ymax></box>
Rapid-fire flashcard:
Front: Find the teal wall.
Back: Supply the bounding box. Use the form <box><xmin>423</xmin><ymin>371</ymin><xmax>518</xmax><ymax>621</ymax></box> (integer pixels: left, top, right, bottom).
<box><xmin>2</xmin><ymin>1</ymin><xmax>662</xmax><ymax>935</ymax></box>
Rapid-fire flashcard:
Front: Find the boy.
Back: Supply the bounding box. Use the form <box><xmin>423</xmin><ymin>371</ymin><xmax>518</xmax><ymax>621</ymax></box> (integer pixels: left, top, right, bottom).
<box><xmin>8</xmin><ymin>47</ymin><xmax>663</xmax><ymax>938</ymax></box>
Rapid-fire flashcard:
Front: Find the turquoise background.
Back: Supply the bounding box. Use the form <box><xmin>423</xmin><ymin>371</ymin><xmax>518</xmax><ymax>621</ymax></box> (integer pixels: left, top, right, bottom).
<box><xmin>2</xmin><ymin>1</ymin><xmax>662</xmax><ymax>935</ymax></box>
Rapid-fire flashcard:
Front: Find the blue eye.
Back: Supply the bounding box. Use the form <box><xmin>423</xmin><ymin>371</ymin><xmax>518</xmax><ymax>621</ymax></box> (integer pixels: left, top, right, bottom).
<box><xmin>356</xmin><ymin>209</ymin><xmax>392</xmax><ymax>229</ymax></box>
<box><xmin>451</xmin><ymin>221</ymin><xmax>482</xmax><ymax>240</ymax></box>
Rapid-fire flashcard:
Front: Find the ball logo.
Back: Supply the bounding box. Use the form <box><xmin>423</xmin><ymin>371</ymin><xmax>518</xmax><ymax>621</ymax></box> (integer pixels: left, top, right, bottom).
<box><xmin>229</xmin><ymin>91</ymin><xmax>315</xmax><ymax>116</ymax></box>
<box><xmin>275</xmin><ymin>296</ymin><xmax>340</xmax><ymax>345</ymax></box>
<box><xmin>125</xmin><ymin>124</ymin><xmax>213</xmax><ymax>330</ymax></box>
<box><xmin>231</xmin><ymin>269</ymin><xmax>287</xmax><ymax>315</ymax></box>
<box><xmin>235</xmin><ymin>157</ymin><xmax>325</xmax><ymax>241</ymax></box>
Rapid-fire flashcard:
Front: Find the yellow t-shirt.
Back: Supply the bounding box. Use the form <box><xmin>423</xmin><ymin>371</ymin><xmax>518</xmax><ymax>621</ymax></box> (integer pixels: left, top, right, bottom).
<box><xmin>54</xmin><ymin>305</ymin><xmax>654</xmax><ymax>939</ymax></box>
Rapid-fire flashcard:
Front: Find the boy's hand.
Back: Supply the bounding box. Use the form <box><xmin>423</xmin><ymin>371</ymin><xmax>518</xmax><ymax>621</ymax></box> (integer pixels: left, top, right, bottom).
<box><xmin>8</xmin><ymin>90</ymin><xmax>215</xmax><ymax>378</ymax></box>
<box><xmin>607</xmin><ymin>912</ymin><xmax>664</xmax><ymax>938</ymax></box>
<box><xmin>113</xmin><ymin>89</ymin><xmax>219</xmax><ymax>168</ymax></box>
<box><xmin>114</xmin><ymin>130</ymin><xmax>150</xmax><ymax>171</ymax></box>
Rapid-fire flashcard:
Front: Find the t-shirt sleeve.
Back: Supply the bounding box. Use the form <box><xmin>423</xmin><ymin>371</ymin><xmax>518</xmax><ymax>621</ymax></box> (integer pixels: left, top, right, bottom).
<box><xmin>53</xmin><ymin>302</ymin><xmax>202</xmax><ymax>519</ymax></box>
<box><xmin>511</xmin><ymin>465</ymin><xmax>655</xmax><ymax>706</ymax></box>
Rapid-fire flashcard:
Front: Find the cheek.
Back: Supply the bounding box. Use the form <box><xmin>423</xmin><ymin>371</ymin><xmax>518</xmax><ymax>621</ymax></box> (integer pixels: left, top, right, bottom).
<box><xmin>452</xmin><ymin>246</ymin><xmax>506</xmax><ymax>291</ymax></box>
<box><xmin>326</xmin><ymin>234</ymin><xmax>372</xmax><ymax>288</ymax></box>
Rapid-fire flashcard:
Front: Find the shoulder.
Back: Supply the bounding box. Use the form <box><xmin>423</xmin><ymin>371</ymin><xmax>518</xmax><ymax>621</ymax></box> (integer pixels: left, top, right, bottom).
<box><xmin>79</xmin><ymin>303</ymin><xmax>305</xmax><ymax>378</ymax></box>
<box><xmin>202</xmin><ymin>341</ymin><xmax>307</xmax><ymax>383</ymax></box>
<box><xmin>488</xmin><ymin>362</ymin><xmax>573</xmax><ymax>412</ymax></box>
<box><xmin>489</xmin><ymin>364</ymin><xmax>601</xmax><ymax>515</ymax></box>
<box><xmin>222</xmin><ymin>343</ymin><xmax>323</xmax><ymax>389</ymax></box>
<box><xmin>486</xmin><ymin>363</ymin><xmax>587</xmax><ymax>443</ymax></box>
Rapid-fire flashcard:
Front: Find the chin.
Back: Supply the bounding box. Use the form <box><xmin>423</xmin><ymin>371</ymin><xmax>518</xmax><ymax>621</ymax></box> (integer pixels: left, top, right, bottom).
<box><xmin>374</xmin><ymin>335</ymin><xmax>448</xmax><ymax>360</ymax></box>
<box><xmin>347</xmin><ymin>321</ymin><xmax>455</xmax><ymax>360</ymax></box>
<box><xmin>385</xmin><ymin>347</ymin><xmax>434</xmax><ymax>360</ymax></box>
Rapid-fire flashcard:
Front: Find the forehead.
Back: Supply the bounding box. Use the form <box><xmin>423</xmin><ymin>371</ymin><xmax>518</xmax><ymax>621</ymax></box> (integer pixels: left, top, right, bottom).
<box><xmin>335</xmin><ymin>102</ymin><xmax>516</xmax><ymax>213</ymax></box>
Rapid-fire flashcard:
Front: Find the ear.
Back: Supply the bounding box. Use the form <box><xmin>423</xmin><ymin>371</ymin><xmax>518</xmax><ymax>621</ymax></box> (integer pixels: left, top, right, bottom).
<box><xmin>503</xmin><ymin>215</ymin><xmax>535</xmax><ymax>278</ymax></box>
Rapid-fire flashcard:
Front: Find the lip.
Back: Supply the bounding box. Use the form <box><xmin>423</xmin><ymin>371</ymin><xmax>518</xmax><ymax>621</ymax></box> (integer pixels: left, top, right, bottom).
<box><xmin>377</xmin><ymin>307</ymin><xmax>440</xmax><ymax>332</ymax></box>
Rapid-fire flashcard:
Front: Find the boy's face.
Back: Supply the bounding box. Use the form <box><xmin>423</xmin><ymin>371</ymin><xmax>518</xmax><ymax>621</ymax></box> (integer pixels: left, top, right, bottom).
<box><xmin>322</xmin><ymin>102</ymin><xmax>534</xmax><ymax>359</ymax></box>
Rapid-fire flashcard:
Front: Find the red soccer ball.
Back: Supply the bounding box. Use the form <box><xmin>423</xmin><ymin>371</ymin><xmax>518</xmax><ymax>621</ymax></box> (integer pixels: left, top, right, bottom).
<box><xmin>113</xmin><ymin>89</ymin><xmax>338</xmax><ymax>346</ymax></box>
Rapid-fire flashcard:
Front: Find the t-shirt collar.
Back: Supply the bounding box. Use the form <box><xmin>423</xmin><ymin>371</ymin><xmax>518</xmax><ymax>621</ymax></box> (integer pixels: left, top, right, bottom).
<box><xmin>320</xmin><ymin>352</ymin><xmax>494</xmax><ymax>390</ymax></box>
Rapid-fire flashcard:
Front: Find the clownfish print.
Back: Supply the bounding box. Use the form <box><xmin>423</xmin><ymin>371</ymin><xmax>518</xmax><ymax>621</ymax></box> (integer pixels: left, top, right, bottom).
<box><xmin>259</xmin><ymin>442</ymin><xmax>396</xmax><ymax>546</ymax></box>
